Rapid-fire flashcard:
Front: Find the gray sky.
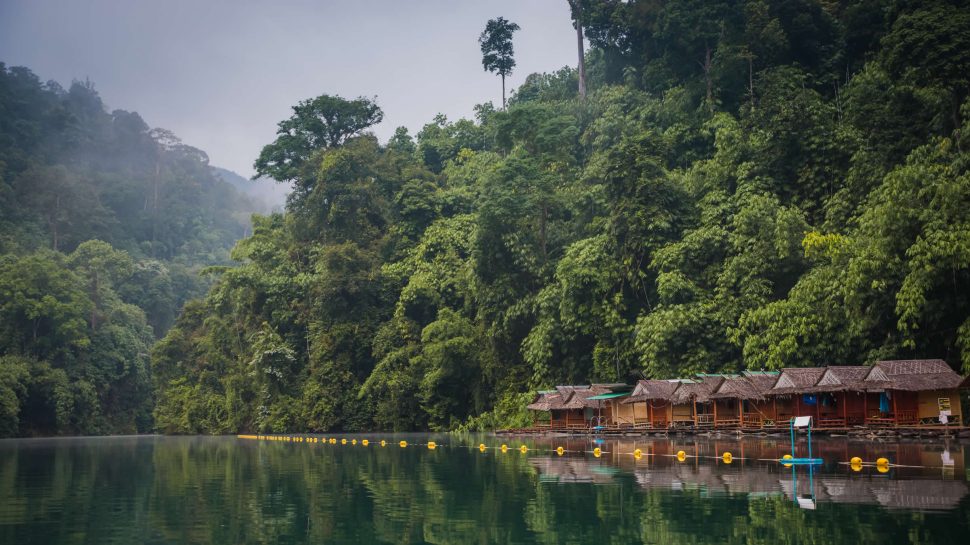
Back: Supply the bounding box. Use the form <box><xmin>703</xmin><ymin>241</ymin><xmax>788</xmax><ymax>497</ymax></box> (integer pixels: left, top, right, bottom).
<box><xmin>0</xmin><ymin>0</ymin><xmax>577</xmax><ymax>177</ymax></box>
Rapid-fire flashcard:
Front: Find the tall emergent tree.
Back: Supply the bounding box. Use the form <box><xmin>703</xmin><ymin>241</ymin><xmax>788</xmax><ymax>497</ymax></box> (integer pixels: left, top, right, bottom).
<box><xmin>567</xmin><ymin>1</ymin><xmax>587</xmax><ymax>99</ymax></box>
<box><xmin>254</xmin><ymin>94</ymin><xmax>384</xmax><ymax>182</ymax></box>
<box><xmin>479</xmin><ymin>17</ymin><xmax>520</xmax><ymax>109</ymax></box>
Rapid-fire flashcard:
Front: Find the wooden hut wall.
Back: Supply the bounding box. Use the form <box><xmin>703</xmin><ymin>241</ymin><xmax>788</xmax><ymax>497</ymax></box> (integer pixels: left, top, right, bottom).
<box><xmin>842</xmin><ymin>392</ymin><xmax>866</xmax><ymax>424</ymax></box>
<box><xmin>649</xmin><ymin>401</ymin><xmax>672</xmax><ymax>427</ymax></box>
<box><xmin>551</xmin><ymin>409</ymin><xmax>585</xmax><ymax>428</ymax></box>
<box><xmin>917</xmin><ymin>389</ymin><xmax>962</xmax><ymax>422</ymax></box>
<box><xmin>817</xmin><ymin>393</ymin><xmax>841</xmax><ymax>419</ymax></box>
<box><xmin>773</xmin><ymin>396</ymin><xmax>794</xmax><ymax>422</ymax></box>
<box><xmin>671</xmin><ymin>402</ymin><xmax>693</xmax><ymax>424</ymax></box>
<box><xmin>630</xmin><ymin>402</ymin><xmax>648</xmax><ymax>425</ymax></box>
<box><xmin>612</xmin><ymin>400</ymin><xmax>637</xmax><ymax>426</ymax></box>
<box><xmin>864</xmin><ymin>392</ymin><xmax>883</xmax><ymax>420</ymax></box>
<box><xmin>744</xmin><ymin>400</ymin><xmax>776</xmax><ymax>425</ymax></box>
<box><xmin>893</xmin><ymin>391</ymin><xmax>919</xmax><ymax>424</ymax></box>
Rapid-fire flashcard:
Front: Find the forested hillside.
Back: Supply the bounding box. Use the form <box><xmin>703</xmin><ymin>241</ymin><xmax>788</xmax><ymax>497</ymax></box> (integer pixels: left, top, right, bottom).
<box><xmin>154</xmin><ymin>0</ymin><xmax>970</xmax><ymax>434</ymax></box>
<box><xmin>9</xmin><ymin>0</ymin><xmax>969</xmax><ymax>436</ymax></box>
<box><xmin>0</xmin><ymin>64</ymin><xmax>264</xmax><ymax>436</ymax></box>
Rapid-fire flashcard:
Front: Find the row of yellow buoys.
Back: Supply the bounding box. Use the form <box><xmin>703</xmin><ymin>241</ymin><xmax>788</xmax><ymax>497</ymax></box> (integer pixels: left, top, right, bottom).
<box><xmin>239</xmin><ymin>436</ymin><xmax>762</xmax><ymax>467</ymax></box>
<box><xmin>848</xmin><ymin>456</ymin><xmax>891</xmax><ymax>473</ymax></box>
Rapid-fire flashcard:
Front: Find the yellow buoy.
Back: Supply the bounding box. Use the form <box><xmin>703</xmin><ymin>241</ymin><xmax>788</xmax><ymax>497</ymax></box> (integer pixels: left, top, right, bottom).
<box><xmin>877</xmin><ymin>464</ymin><xmax>889</xmax><ymax>473</ymax></box>
<box><xmin>428</xmin><ymin>441</ymin><xmax>437</xmax><ymax>450</ymax></box>
<box><xmin>876</xmin><ymin>457</ymin><xmax>890</xmax><ymax>471</ymax></box>
<box><xmin>722</xmin><ymin>452</ymin><xmax>733</xmax><ymax>464</ymax></box>
<box><xmin>676</xmin><ymin>450</ymin><xmax>687</xmax><ymax>462</ymax></box>
<box><xmin>380</xmin><ymin>440</ymin><xmax>387</xmax><ymax>447</ymax></box>
<box><xmin>500</xmin><ymin>444</ymin><xmax>508</xmax><ymax>453</ymax></box>
<box><xmin>519</xmin><ymin>445</ymin><xmax>528</xmax><ymax>454</ymax></box>
<box><xmin>556</xmin><ymin>446</ymin><xmax>564</xmax><ymax>456</ymax></box>
<box><xmin>593</xmin><ymin>447</ymin><xmax>602</xmax><ymax>458</ymax></box>
<box><xmin>479</xmin><ymin>443</ymin><xmax>487</xmax><ymax>452</ymax></box>
<box><xmin>633</xmin><ymin>449</ymin><xmax>642</xmax><ymax>460</ymax></box>
<box><xmin>330</xmin><ymin>438</ymin><xmax>336</xmax><ymax>444</ymax></box>
<box><xmin>341</xmin><ymin>439</ymin><xmax>347</xmax><ymax>445</ymax></box>
<box><xmin>850</xmin><ymin>459</ymin><xmax>863</xmax><ymax>472</ymax></box>
<box><xmin>781</xmin><ymin>453</ymin><xmax>793</xmax><ymax>467</ymax></box>
<box><xmin>399</xmin><ymin>440</ymin><xmax>407</xmax><ymax>448</ymax></box>
<box><xmin>362</xmin><ymin>439</ymin><xmax>369</xmax><ymax>446</ymax></box>
<box><xmin>849</xmin><ymin>456</ymin><xmax>862</xmax><ymax>465</ymax></box>
<box><xmin>351</xmin><ymin>439</ymin><xmax>357</xmax><ymax>445</ymax></box>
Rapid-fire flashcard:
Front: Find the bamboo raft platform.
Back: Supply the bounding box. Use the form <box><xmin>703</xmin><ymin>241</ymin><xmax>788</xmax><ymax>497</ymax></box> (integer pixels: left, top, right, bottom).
<box><xmin>496</xmin><ymin>424</ymin><xmax>970</xmax><ymax>439</ymax></box>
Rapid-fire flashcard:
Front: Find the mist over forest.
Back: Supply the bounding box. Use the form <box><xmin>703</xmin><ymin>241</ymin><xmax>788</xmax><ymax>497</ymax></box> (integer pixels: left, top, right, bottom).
<box><xmin>2</xmin><ymin>0</ymin><xmax>970</xmax><ymax>436</ymax></box>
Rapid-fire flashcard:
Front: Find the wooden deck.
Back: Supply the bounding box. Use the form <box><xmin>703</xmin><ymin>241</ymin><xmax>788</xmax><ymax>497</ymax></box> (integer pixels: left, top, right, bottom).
<box><xmin>499</xmin><ymin>422</ymin><xmax>970</xmax><ymax>437</ymax></box>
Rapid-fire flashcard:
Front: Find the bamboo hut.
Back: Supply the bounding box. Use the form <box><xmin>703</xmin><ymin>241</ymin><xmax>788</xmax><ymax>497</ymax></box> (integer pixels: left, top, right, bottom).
<box><xmin>766</xmin><ymin>367</ymin><xmax>827</xmax><ymax>423</ymax></box>
<box><xmin>802</xmin><ymin>366</ymin><xmax>870</xmax><ymax>427</ymax></box>
<box><xmin>620</xmin><ymin>380</ymin><xmax>682</xmax><ymax>429</ymax></box>
<box><xmin>708</xmin><ymin>373</ymin><xmax>779</xmax><ymax>429</ymax></box>
<box><xmin>863</xmin><ymin>360</ymin><xmax>967</xmax><ymax>426</ymax></box>
<box><xmin>670</xmin><ymin>375</ymin><xmax>725</xmax><ymax>429</ymax></box>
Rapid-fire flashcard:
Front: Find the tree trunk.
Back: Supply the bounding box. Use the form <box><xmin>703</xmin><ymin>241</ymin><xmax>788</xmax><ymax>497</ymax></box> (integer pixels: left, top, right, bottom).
<box><xmin>51</xmin><ymin>194</ymin><xmax>60</xmax><ymax>251</ymax></box>
<box><xmin>152</xmin><ymin>160</ymin><xmax>159</xmax><ymax>258</ymax></box>
<box><xmin>501</xmin><ymin>73</ymin><xmax>506</xmax><ymax>110</ymax></box>
<box><xmin>575</xmin><ymin>3</ymin><xmax>587</xmax><ymax>99</ymax></box>
<box><xmin>703</xmin><ymin>44</ymin><xmax>713</xmax><ymax>112</ymax></box>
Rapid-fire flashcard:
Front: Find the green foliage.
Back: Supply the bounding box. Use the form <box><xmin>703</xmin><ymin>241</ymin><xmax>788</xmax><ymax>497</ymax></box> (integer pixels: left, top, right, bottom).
<box><xmin>479</xmin><ymin>17</ymin><xmax>521</xmax><ymax>107</ymax></box>
<box><xmin>144</xmin><ymin>0</ymin><xmax>970</xmax><ymax>434</ymax></box>
<box><xmin>254</xmin><ymin>94</ymin><xmax>383</xmax><ymax>182</ymax></box>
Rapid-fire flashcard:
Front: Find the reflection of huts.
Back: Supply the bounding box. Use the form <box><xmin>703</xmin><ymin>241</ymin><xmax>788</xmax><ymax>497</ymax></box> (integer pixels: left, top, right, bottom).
<box><xmin>862</xmin><ymin>360</ymin><xmax>966</xmax><ymax>426</ymax></box>
<box><xmin>620</xmin><ymin>380</ymin><xmax>682</xmax><ymax>429</ymax></box>
<box><xmin>529</xmin><ymin>457</ymin><xmax>619</xmax><ymax>484</ymax></box>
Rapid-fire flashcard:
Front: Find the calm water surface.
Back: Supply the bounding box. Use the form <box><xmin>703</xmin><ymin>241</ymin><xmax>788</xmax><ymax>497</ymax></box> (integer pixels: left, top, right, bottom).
<box><xmin>1</xmin><ymin>433</ymin><xmax>968</xmax><ymax>544</ymax></box>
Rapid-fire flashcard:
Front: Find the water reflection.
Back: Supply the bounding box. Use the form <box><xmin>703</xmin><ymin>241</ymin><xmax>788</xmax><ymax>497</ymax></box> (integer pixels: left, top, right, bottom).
<box><xmin>524</xmin><ymin>436</ymin><xmax>969</xmax><ymax>512</ymax></box>
<box><xmin>0</xmin><ymin>434</ymin><xmax>967</xmax><ymax>544</ymax></box>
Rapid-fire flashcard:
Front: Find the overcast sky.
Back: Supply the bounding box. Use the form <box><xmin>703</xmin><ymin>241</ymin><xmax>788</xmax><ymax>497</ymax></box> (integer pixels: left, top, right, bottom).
<box><xmin>0</xmin><ymin>0</ymin><xmax>577</xmax><ymax>177</ymax></box>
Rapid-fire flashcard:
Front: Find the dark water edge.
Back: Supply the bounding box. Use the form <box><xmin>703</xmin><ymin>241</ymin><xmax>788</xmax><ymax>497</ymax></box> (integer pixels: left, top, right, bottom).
<box><xmin>0</xmin><ymin>434</ymin><xmax>968</xmax><ymax>545</ymax></box>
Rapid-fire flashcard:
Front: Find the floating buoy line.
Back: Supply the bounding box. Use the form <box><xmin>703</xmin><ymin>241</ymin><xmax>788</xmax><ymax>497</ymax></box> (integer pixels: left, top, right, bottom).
<box><xmin>234</xmin><ymin>435</ymin><xmax>937</xmax><ymax>470</ymax></box>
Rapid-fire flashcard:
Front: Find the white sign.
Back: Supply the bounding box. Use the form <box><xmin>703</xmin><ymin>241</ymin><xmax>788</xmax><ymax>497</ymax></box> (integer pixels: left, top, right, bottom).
<box><xmin>792</xmin><ymin>416</ymin><xmax>812</xmax><ymax>428</ymax></box>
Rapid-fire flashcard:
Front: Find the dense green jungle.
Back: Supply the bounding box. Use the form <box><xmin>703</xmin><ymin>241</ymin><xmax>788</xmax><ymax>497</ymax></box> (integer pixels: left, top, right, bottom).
<box><xmin>2</xmin><ymin>0</ymin><xmax>970</xmax><ymax>436</ymax></box>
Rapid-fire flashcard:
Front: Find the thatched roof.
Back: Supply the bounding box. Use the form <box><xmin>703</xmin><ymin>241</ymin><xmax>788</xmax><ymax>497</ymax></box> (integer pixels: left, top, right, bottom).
<box><xmin>526</xmin><ymin>391</ymin><xmax>561</xmax><ymax>411</ymax></box>
<box><xmin>865</xmin><ymin>359</ymin><xmax>965</xmax><ymax>391</ymax></box>
<box><xmin>525</xmin><ymin>383</ymin><xmax>635</xmax><ymax>411</ymax></box>
<box><xmin>670</xmin><ymin>375</ymin><xmax>724</xmax><ymax>404</ymax></box>
<box><xmin>622</xmin><ymin>380</ymin><xmax>681</xmax><ymax>404</ymax></box>
<box><xmin>768</xmin><ymin>367</ymin><xmax>826</xmax><ymax>395</ymax></box>
<box><xmin>710</xmin><ymin>375</ymin><xmax>774</xmax><ymax>401</ymax></box>
<box><xmin>561</xmin><ymin>387</ymin><xmax>607</xmax><ymax>409</ymax></box>
<box><xmin>804</xmin><ymin>366</ymin><xmax>870</xmax><ymax>393</ymax></box>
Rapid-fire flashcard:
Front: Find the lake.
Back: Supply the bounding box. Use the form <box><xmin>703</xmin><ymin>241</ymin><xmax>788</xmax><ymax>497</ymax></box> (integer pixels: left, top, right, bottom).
<box><xmin>0</xmin><ymin>434</ymin><xmax>968</xmax><ymax>544</ymax></box>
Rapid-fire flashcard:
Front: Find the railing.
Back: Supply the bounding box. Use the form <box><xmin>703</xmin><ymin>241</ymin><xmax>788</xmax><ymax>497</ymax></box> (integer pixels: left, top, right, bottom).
<box><xmin>742</xmin><ymin>414</ymin><xmax>763</xmax><ymax>428</ymax></box>
<box><xmin>896</xmin><ymin>409</ymin><xmax>918</xmax><ymax>425</ymax></box>
<box><xmin>695</xmin><ymin>414</ymin><xmax>714</xmax><ymax>428</ymax></box>
<box><xmin>817</xmin><ymin>417</ymin><xmax>846</xmax><ymax>428</ymax></box>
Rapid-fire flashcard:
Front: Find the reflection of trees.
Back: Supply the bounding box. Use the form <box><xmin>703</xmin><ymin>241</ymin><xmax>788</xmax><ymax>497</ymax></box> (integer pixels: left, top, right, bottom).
<box><xmin>1</xmin><ymin>437</ymin><xmax>968</xmax><ymax>544</ymax></box>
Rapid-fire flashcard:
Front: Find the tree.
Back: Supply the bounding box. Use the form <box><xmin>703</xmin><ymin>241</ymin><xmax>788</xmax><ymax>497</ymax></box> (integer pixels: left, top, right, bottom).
<box><xmin>254</xmin><ymin>94</ymin><xmax>384</xmax><ymax>182</ymax></box>
<box><xmin>567</xmin><ymin>1</ymin><xmax>588</xmax><ymax>99</ymax></box>
<box><xmin>479</xmin><ymin>17</ymin><xmax>520</xmax><ymax>109</ymax></box>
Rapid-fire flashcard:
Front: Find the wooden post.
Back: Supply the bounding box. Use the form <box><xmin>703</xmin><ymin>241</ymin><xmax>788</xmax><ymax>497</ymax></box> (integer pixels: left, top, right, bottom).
<box><xmin>864</xmin><ymin>393</ymin><xmax>868</xmax><ymax>425</ymax></box>
<box><xmin>892</xmin><ymin>391</ymin><xmax>898</xmax><ymax>427</ymax></box>
<box><xmin>693</xmin><ymin>399</ymin><xmax>697</xmax><ymax>428</ymax></box>
<box><xmin>713</xmin><ymin>399</ymin><xmax>718</xmax><ymax>429</ymax></box>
